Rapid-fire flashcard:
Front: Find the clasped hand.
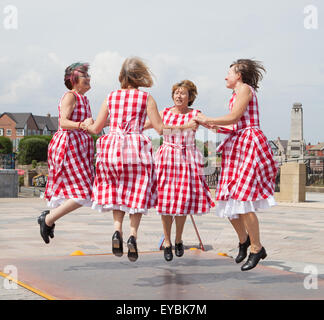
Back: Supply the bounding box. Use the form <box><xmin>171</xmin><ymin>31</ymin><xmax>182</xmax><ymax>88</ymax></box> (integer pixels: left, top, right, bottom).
<box><xmin>80</xmin><ymin>117</ymin><xmax>94</xmax><ymax>131</ymax></box>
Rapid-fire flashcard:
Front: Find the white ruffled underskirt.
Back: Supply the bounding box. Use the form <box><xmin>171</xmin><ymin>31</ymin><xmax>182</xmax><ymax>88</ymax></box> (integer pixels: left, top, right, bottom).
<box><xmin>91</xmin><ymin>203</ymin><xmax>149</xmax><ymax>215</ymax></box>
<box><xmin>215</xmin><ymin>195</ymin><xmax>276</xmax><ymax>220</ymax></box>
<box><xmin>46</xmin><ymin>196</ymin><xmax>93</xmax><ymax>209</ymax></box>
<box><xmin>157</xmin><ymin>212</ymin><xmax>208</xmax><ymax>216</ymax></box>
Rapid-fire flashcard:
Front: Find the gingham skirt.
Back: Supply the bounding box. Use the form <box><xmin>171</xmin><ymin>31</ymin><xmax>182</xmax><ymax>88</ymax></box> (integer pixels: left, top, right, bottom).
<box><xmin>215</xmin><ymin>127</ymin><xmax>278</xmax><ymax>218</ymax></box>
<box><xmin>44</xmin><ymin>130</ymin><xmax>94</xmax><ymax>207</ymax></box>
<box><xmin>91</xmin><ymin>131</ymin><xmax>158</xmax><ymax>214</ymax></box>
<box><xmin>155</xmin><ymin>142</ymin><xmax>215</xmax><ymax>215</ymax></box>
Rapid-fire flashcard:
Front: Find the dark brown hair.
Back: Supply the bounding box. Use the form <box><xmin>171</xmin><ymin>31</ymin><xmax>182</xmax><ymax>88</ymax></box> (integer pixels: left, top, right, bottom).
<box><xmin>172</xmin><ymin>80</ymin><xmax>197</xmax><ymax>106</ymax></box>
<box><xmin>230</xmin><ymin>59</ymin><xmax>266</xmax><ymax>91</ymax></box>
<box><xmin>119</xmin><ymin>57</ymin><xmax>153</xmax><ymax>89</ymax></box>
<box><xmin>64</xmin><ymin>62</ymin><xmax>89</xmax><ymax>90</ymax></box>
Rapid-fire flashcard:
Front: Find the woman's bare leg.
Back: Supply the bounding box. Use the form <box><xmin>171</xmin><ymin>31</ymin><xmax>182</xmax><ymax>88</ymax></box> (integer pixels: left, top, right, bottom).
<box><xmin>113</xmin><ymin>210</ymin><xmax>125</xmax><ymax>238</ymax></box>
<box><xmin>129</xmin><ymin>213</ymin><xmax>142</xmax><ymax>239</ymax></box>
<box><xmin>228</xmin><ymin>215</ymin><xmax>249</xmax><ymax>244</ymax></box>
<box><xmin>161</xmin><ymin>215</ymin><xmax>173</xmax><ymax>247</ymax></box>
<box><xmin>175</xmin><ymin>216</ymin><xmax>187</xmax><ymax>243</ymax></box>
<box><xmin>241</xmin><ymin>212</ymin><xmax>262</xmax><ymax>253</ymax></box>
<box><xmin>45</xmin><ymin>199</ymin><xmax>82</xmax><ymax>226</ymax></box>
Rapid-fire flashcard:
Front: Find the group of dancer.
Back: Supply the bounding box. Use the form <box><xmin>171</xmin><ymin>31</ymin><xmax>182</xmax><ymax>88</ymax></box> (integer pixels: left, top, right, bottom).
<box><xmin>38</xmin><ymin>57</ymin><xmax>277</xmax><ymax>272</ymax></box>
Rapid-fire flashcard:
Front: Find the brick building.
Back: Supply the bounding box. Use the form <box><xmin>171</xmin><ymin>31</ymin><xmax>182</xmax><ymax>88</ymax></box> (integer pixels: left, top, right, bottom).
<box><xmin>0</xmin><ymin>113</ymin><xmax>58</xmax><ymax>151</ymax></box>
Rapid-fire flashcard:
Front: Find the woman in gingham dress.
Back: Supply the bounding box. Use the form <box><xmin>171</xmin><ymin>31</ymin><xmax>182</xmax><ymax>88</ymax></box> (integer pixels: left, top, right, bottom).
<box><xmin>38</xmin><ymin>62</ymin><xmax>95</xmax><ymax>244</ymax></box>
<box><xmin>87</xmin><ymin>58</ymin><xmax>197</xmax><ymax>262</ymax></box>
<box><xmin>145</xmin><ymin>80</ymin><xmax>215</xmax><ymax>262</ymax></box>
<box><xmin>196</xmin><ymin>59</ymin><xmax>278</xmax><ymax>271</ymax></box>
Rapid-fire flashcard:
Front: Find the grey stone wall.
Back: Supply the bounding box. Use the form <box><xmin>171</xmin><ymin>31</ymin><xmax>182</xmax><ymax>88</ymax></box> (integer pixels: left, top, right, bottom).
<box><xmin>0</xmin><ymin>169</ymin><xmax>18</xmax><ymax>198</ymax></box>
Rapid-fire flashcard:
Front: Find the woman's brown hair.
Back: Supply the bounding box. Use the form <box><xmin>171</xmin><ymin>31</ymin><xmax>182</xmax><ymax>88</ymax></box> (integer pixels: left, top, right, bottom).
<box><xmin>230</xmin><ymin>59</ymin><xmax>266</xmax><ymax>91</ymax></box>
<box><xmin>119</xmin><ymin>57</ymin><xmax>153</xmax><ymax>89</ymax></box>
<box><xmin>172</xmin><ymin>80</ymin><xmax>197</xmax><ymax>106</ymax></box>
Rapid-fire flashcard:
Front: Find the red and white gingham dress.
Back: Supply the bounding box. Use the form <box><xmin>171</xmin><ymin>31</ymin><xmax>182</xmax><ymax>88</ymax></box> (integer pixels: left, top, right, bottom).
<box><xmin>45</xmin><ymin>91</ymin><xmax>95</xmax><ymax>207</ymax></box>
<box><xmin>215</xmin><ymin>86</ymin><xmax>278</xmax><ymax>219</ymax></box>
<box><xmin>91</xmin><ymin>89</ymin><xmax>157</xmax><ymax>214</ymax></box>
<box><xmin>155</xmin><ymin>107</ymin><xmax>215</xmax><ymax>216</ymax></box>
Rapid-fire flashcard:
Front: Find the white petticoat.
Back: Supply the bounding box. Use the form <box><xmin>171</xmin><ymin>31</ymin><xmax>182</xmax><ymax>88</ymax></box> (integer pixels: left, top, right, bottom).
<box><xmin>91</xmin><ymin>203</ymin><xmax>149</xmax><ymax>215</ymax></box>
<box><xmin>215</xmin><ymin>195</ymin><xmax>276</xmax><ymax>220</ymax></box>
<box><xmin>46</xmin><ymin>196</ymin><xmax>92</xmax><ymax>208</ymax></box>
<box><xmin>157</xmin><ymin>212</ymin><xmax>208</xmax><ymax>216</ymax></box>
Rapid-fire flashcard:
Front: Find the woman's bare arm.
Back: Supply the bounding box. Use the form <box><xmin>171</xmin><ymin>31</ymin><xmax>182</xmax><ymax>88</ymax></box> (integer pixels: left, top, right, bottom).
<box><xmin>86</xmin><ymin>98</ymin><xmax>109</xmax><ymax>135</ymax></box>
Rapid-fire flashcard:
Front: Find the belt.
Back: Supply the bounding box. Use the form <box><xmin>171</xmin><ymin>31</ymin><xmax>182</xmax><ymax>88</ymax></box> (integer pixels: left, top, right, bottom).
<box><xmin>216</xmin><ymin>126</ymin><xmax>260</xmax><ymax>153</ymax></box>
<box><xmin>163</xmin><ymin>141</ymin><xmax>196</xmax><ymax>150</ymax></box>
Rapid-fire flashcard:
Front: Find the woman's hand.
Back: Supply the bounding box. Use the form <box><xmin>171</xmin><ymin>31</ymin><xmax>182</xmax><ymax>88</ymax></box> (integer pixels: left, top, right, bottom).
<box><xmin>194</xmin><ymin>113</ymin><xmax>218</xmax><ymax>131</ymax></box>
<box><xmin>80</xmin><ymin>117</ymin><xmax>94</xmax><ymax>131</ymax></box>
<box><xmin>195</xmin><ymin>113</ymin><xmax>209</xmax><ymax>125</ymax></box>
<box><xmin>184</xmin><ymin>118</ymin><xmax>199</xmax><ymax>131</ymax></box>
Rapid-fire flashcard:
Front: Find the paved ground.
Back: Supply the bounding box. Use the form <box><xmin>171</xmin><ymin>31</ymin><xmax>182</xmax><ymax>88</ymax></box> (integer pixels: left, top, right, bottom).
<box><xmin>0</xmin><ymin>189</ymin><xmax>324</xmax><ymax>299</ymax></box>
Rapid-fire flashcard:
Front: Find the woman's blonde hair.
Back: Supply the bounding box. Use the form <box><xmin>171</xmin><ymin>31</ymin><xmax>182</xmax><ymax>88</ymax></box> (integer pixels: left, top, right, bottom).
<box><xmin>119</xmin><ymin>57</ymin><xmax>154</xmax><ymax>89</ymax></box>
<box><xmin>172</xmin><ymin>80</ymin><xmax>197</xmax><ymax>106</ymax></box>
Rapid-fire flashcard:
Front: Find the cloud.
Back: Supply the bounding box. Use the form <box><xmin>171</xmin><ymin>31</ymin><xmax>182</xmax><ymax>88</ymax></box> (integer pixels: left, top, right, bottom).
<box><xmin>91</xmin><ymin>51</ymin><xmax>125</xmax><ymax>89</ymax></box>
<box><xmin>0</xmin><ymin>70</ymin><xmax>42</xmax><ymax>104</ymax></box>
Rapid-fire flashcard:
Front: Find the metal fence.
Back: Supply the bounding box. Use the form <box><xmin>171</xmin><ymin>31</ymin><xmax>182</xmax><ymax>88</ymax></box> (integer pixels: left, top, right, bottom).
<box><xmin>0</xmin><ymin>153</ymin><xmax>15</xmax><ymax>169</ymax></box>
<box><xmin>204</xmin><ymin>167</ymin><xmax>220</xmax><ymax>188</ymax></box>
<box><xmin>204</xmin><ymin>157</ymin><xmax>324</xmax><ymax>190</ymax></box>
<box><xmin>272</xmin><ymin>157</ymin><xmax>324</xmax><ymax>192</ymax></box>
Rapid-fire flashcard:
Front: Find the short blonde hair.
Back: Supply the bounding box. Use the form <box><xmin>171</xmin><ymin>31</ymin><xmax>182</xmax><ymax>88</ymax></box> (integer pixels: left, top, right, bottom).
<box><xmin>172</xmin><ymin>80</ymin><xmax>197</xmax><ymax>106</ymax></box>
<box><xmin>119</xmin><ymin>57</ymin><xmax>153</xmax><ymax>89</ymax></box>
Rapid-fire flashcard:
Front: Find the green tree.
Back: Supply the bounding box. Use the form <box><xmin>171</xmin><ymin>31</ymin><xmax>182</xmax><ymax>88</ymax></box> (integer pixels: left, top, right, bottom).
<box><xmin>18</xmin><ymin>138</ymin><xmax>48</xmax><ymax>164</ymax></box>
<box><xmin>0</xmin><ymin>137</ymin><xmax>13</xmax><ymax>154</ymax></box>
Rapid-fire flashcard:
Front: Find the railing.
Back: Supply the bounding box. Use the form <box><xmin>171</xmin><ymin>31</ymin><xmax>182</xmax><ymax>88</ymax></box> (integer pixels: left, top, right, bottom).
<box><xmin>205</xmin><ymin>156</ymin><xmax>324</xmax><ymax>190</ymax></box>
<box><xmin>271</xmin><ymin>156</ymin><xmax>324</xmax><ymax>191</ymax></box>
<box><xmin>204</xmin><ymin>167</ymin><xmax>220</xmax><ymax>188</ymax></box>
<box><xmin>0</xmin><ymin>153</ymin><xmax>15</xmax><ymax>169</ymax></box>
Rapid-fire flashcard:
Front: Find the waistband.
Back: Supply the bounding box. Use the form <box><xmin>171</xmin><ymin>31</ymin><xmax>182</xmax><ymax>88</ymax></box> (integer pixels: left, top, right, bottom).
<box><xmin>163</xmin><ymin>141</ymin><xmax>196</xmax><ymax>149</ymax></box>
<box><xmin>109</xmin><ymin>131</ymin><xmax>141</xmax><ymax>135</ymax></box>
<box><xmin>234</xmin><ymin>126</ymin><xmax>260</xmax><ymax>133</ymax></box>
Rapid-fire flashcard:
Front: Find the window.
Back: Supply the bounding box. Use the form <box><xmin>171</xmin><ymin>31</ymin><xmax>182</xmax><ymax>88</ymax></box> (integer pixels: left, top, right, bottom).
<box><xmin>0</xmin><ymin>128</ymin><xmax>3</xmax><ymax>136</ymax></box>
<box><xmin>6</xmin><ymin>129</ymin><xmax>12</xmax><ymax>136</ymax></box>
<box><xmin>16</xmin><ymin>129</ymin><xmax>24</xmax><ymax>136</ymax></box>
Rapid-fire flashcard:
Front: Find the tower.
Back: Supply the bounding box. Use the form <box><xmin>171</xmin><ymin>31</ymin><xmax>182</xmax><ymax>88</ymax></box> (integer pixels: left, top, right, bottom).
<box><xmin>287</xmin><ymin>103</ymin><xmax>305</xmax><ymax>159</ymax></box>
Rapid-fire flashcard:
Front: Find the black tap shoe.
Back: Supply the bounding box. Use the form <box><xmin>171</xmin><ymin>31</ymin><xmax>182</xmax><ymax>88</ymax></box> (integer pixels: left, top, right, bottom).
<box><xmin>241</xmin><ymin>247</ymin><xmax>267</xmax><ymax>271</ymax></box>
<box><xmin>175</xmin><ymin>241</ymin><xmax>184</xmax><ymax>257</ymax></box>
<box><xmin>164</xmin><ymin>245</ymin><xmax>173</xmax><ymax>261</ymax></box>
<box><xmin>235</xmin><ymin>235</ymin><xmax>251</xmax><ymax>263</ymax></box>
<box><xmin>112</xmin><ymin>231</ymin><xmax>123</xmax><ymax>257</ymax></box>
<box><xmin>127</xmin><ymin>235</ymin><xmax>138</xmax><ymax>262</ymax></box>
<box><xmin>37</xmin><ymin>210</ymin><xmax>55</xmax><ymax>244</ymax></box>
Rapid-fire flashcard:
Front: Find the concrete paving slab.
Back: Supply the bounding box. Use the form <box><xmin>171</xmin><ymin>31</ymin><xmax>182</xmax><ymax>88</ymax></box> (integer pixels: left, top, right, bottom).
<box><xmin>0</xmin><ymin>251</ymin><xmax>323</xmax><ymax>300</ymax></box>
<box><xmin>1</xmin><ymin>191</ymin><xmax>324</xmax><ymax>300</ymax></box>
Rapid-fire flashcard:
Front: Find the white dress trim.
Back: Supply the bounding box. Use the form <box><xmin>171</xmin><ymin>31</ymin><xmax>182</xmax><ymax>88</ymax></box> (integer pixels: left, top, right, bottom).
<box><xmin>91</xmin><ymin>203</ymin><xmax>149</xmax><ymax>215</ymax></box>
<box><xmin>157</xmin><ymin>211</ymin><xmax>208</xmax><ymax>216</ymax></box>
<box><xmin>215</xmin><ymin>195</ymin><xmax>276</xmax><ymax>220</ymax></box>
<box><xmin>46</xmin><ymin>196</ymin><xmax>92</xmax><ymax>208</ymax></box>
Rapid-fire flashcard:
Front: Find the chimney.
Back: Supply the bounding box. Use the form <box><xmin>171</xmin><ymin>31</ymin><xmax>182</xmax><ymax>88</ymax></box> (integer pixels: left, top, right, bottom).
<box><xmin>47</xmin><ymin>113</ymin><xmax>51</xmax><ymax>118</ymax></box>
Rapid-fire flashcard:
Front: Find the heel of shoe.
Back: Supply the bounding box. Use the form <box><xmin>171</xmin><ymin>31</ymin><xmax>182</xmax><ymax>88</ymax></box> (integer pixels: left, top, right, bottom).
<box><xmin>112</xmin><ymin>239</ymin><xmax>121</xmax><ymax>249</ymax></box>
<box><xmin>127</xmin><ymin>236</ymin><xmax>138</xmax><ymax>262</ymax></box>
<box><xmin>127</xmin><ymin>242</ymin><xmax>136</xmax><ymax>253</ymax></box>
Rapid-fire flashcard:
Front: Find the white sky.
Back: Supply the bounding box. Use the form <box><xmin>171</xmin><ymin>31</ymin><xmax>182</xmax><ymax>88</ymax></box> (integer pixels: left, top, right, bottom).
<box><xmin>0</xmin><ymin>0</ymin><xmax>323</xmax><ymax>143</ymax></box>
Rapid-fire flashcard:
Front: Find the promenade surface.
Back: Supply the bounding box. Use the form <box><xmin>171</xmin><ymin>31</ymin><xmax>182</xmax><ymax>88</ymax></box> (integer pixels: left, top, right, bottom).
<box><xmin>0</xmin><ymin>188</ymin><xmax>324</xmax><ymax>300</ymax></box>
